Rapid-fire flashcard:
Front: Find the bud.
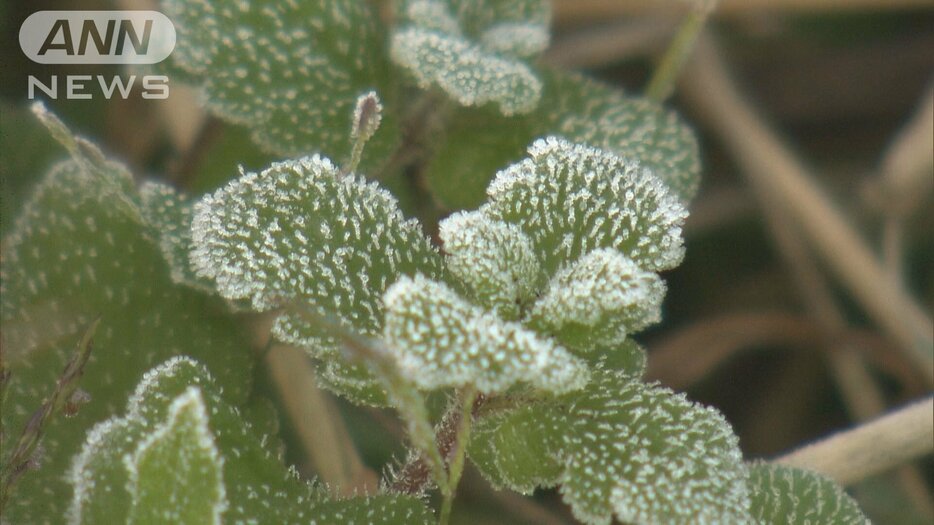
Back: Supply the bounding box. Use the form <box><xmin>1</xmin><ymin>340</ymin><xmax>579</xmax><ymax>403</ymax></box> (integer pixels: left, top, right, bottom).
<box><xmin>344</xmin><ymin>91</ymin><xmax>384</xmax><ymax>174</ymax></box>
<box><xmin>351</xmin><ymin>91</ymin><xmax>383</xmax><ymax>146</ymax></box>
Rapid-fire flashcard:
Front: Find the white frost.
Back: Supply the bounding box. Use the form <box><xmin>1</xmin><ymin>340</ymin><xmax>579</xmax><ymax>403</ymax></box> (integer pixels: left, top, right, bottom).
<box><xmin>439</xmin><ymin>210</ymin><xmax>541</xmax><ymax>319</ymax></box>
<box><xmin>529</xmin><ymin>248</ymin><xmax>665</xmax><ymax>350</ymax></box>
<box><xmin>382</xmin><ymin>274</ymin><xmax>588</xmax><ymax>394</ymax></box>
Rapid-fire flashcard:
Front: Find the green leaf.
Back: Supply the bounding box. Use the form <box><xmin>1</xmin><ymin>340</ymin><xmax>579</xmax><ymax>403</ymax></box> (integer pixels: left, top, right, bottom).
<box><xmin>191</xmin><ymin>155</ymin><xmax>444</xmax><ymax>405</ymax></box>
<box><xmin>426</xmin><ymin>69</ymin><xmax>702</xmax><ymax>209</ymax></box>
<box><xmin>69</xmin><ymin>357</ymin><xmax>434</xmax><ymax>524</ymax></box>
<box><xmin>482</xmin><ymin>137</ymin><xmax>688</xmax><ymax>274</ymax></box>
<box><xmin>0</xmin><ymin>102</ymin><xmax>61</xmax><ymax>235</ymax></box>
<box><xmin>138</xmin><ymin>181</ymin><xmax>214</xmax><ymax>292</ymax></box>
<box><xmin>438</xmin><ymin>210</ymin><xmax>542</xmax><ymax>320</ymax></box>
<box><xmin>162</xmin><ymin>0</ymin><xmax>398</xmax><ymax>167</ymax></box>
<box><xmin>748</xmin><ymin>463</ymin><xmax>870</xmax><ymax>525</ymax></box>
<box><xmin>390</xmin><ymin>0</ymin><xmax>549</xmax><ymax>115</ymax></box>
<box><xmin>451</xmin><ymin>0</ymin><xmax>551</xmax><ymax>36</ymax></box>
<box><xmin>126</xmin><ymin>388</ymin><xmax>226</xmax><ymax>524</ymax></box>
<box><xmin>528</xmin><ymin>248</ymin><xmax>665</xmax><ymax>354</ymax></box>
<box><xmin>391</xmin><ymin>27</ymin><xmax>542</xmax><ymax>116</ymax></box>
<box><xmin>382</xmin><ymin>274</ymin><xmax>589</xmax><ymax>394</ymax></box>
<box><xmin>469</xmin><ymin>369</ymin><xmax>751</xmax><ymax>524</ymax></box>
<box><xmin>0</xmin><ymin>105</ymin><xmax>254</xmax><ymax>523</ymax></box>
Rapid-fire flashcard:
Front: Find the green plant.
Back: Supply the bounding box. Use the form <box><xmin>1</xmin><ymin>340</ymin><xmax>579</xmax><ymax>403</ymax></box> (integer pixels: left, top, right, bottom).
<box><xmin>0</xmin><ymin>1</ymin><xmax>878</xmax><ymax>524</ymax></box>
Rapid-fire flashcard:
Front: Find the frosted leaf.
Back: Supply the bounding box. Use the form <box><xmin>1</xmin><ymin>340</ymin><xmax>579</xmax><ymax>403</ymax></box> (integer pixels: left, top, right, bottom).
<box><xmin>138</xmin><ymin>181</ymin><xmax>214</xmax><ymax>292</ymax></box>
<box><xmin>403</xmin><ymin>0</ymin><xmax>463</xmax><ymax>35</ymax></box>
<box><xmin>480</xmin><ymin>22</ymin><xmax>549</xmax><ymax>58</ymax></box>
<box><xmin>438</xmin><ymin>0</ymin><xmax>551</xmax><ymax>39</ymax></box>
<box><xmin>382</xmin><ymin>274</ymin><xmax>589</xmax><ymax>394</ymax></box>
<box><xmin>391</xmin><ymin>27</ymin><xmax>542</xmax><ymax>116</ymax></box>
<box><xmin>439</xmin><ymin>211</ymin><xmax>542</xmax><ymax>319</ymax></box>
<box><xmin>483</xmin><ymin>137</ymin><xmax>687</xmax><ymax>274</ymax></box>
<box><xmin>748</xmin><ymin>463</ymin><xmax>870</xmax><ymax>525</ymax></box>
<box><xmin>68</xmin><ymin>357</ymin><xmax>434</xmax><ymax>524</ymax></box>
<box><xmin>390</xmin><ymin>0</ymin><xmax>549</xmax><ymax>115</ymax></box>
<box><xmin>126</xmin><ymin>388</ymin><xmax>226</xmax><ymax>524</ymax></box>
<box><xmin>529</xmin><ymin>248</ymin><xmax>665</xmax><ymax>353</ymax></box>
<box><xmin>552</xmin><ymin>72</ymin><xmax>701</xmax><ymax>203</ymax></box>
<box><xmin>161</xmin><ymin>0</ymin><xmax>398</xmax><ymax>167</ymax></box>
<box><xmin>425</xmin><ymin>69</ymin><xmax>701</xmax><ymax>210</ymax></box>
<box><xmin>469</xmin><ymin>370</ymin><xmax>751</xmax><ymax>524</ymax></box>
<box><xmin>1</xmin><ymin>106</ymin><xmax>253</xmax><ymax>523</ymax></box>
<box><xmin>190</xmin><ymin>155</ymin><xmax>443</xmax><ymax>405</ymax></box>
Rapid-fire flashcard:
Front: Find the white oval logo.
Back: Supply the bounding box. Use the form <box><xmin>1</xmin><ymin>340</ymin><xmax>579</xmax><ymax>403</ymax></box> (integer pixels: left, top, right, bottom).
<box><xmin>20</xmin><ymin>11</ymin><xmax>176</xmax><ymax>65</ymax></box>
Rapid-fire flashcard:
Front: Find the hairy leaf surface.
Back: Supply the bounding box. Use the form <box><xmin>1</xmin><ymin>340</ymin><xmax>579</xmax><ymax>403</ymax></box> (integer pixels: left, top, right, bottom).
<box><xmin>529</xmin><ymin>248</ymin><xmax>665</xmax><ymax>353</ymax></box>
<box><xmin>139</xmin><ymin>181</ymin><xmax>214</xmax><ymax>292</ymax></box>
<box><xmin>748</xmin><ymin>463</ymin><xmax>870</xmax><ymax>525</ymax></box>
<box><xmin>69</xmin><ymin>357</ymin><xmax>433</xmax><ymax>524</ymax></box>
<box><xmin>427</xmin><ymin>70</ymin><xmax>701</xmax><ymax>209</ymax></box>
<box><xmin>0</xmin><ymin>106</ymin><xmax>254</xmax><ymax>523</ymax></box>
<box><xmin>382</xmin><ymin>274</ymin><xmax>588</xmax><ymax>394</ymax></box>
<box><xmin>482</xmin><ymin>137</ymin><xmax>687</xmax><ymax>274</ymax></box>
<box><xmin>470</xmin><ymin>370</ymin><xmax>751</xmax><ymax>525</ymax></box>
<box><xmin>439</xmin><ymin>210</ymin><xmax>543</xmax><ymax>319</ymax></box>
<box><xmin>391</xmin><ymin>0</ymin><xmax>548</xmax><ymax>115</ymax></box>
<box><xmin>191</xmin><ymin>155</ymin><xmax>443</xmax><ymax>405</ymax></box>
<box><xmin>162</xmin><ymin>0</ymin><xmax>397</xmax><ymax>167</ymax></box>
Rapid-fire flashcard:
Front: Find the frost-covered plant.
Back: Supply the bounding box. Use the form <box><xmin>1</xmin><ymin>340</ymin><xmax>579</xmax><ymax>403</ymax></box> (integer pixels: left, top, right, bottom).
<box><xmin>1</xmin><ymin>1</ymin><xmax>872</xmax><ymax>524</ymax></box>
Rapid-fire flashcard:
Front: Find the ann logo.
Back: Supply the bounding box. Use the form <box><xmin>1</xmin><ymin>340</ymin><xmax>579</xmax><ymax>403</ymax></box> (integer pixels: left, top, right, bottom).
<box><xmin>38</xmin><ymin>18</ymin><xmax>153</xmax><ymax>57</ymax></box>
<box><xmin>20</xmin><ymin>11</ymin><xmax>175</xmax><ymax>64</ymax></box>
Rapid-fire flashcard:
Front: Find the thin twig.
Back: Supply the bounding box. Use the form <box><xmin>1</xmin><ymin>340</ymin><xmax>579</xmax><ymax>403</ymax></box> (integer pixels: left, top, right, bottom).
<box><xmin>775</xmin><ymin>397</ymin><xmax>934</xmax><ymax>485</ymax></box>
<box><xmin>645</xmin><ymin>4</ymin><xmax>714</xmax><ymax>103</ymax></box>
<box><xmin>545</xmin><ymin>16</ymin><xmax>676</xmax><ymax>69</ymax></box>
<box><xmin>265</xmin><ymin>344</ymin><xmax>376</xmax><ymax>495</ymax></box>
<box><xmin>754</xmin><ymin>181</ymin><xmax>934</xmax><ymax>516</ymax></box>
<box><xmin>286</xmin><ymin>306</ymin><xmax>451</xmax><ymax>495</ymax></box>
<box><xmin>868</xmin><ymin>84</ymin><xmax>934</xmax><ymax>290</ymax></box>
<box><xmin>646</xmin><ymin>311</ymin><xmax>824</xmax><ymax>389</ymax></box>
<box><xmin>439</xmin><ymin>387</ymin><xmax>479</xmax><ymax>525</ymax></box>
<box><xmin>681</xmin><ymin>34</ymin><xmax>934</xmax><ymax>383</ymax></box>
<box><xmin>389</xmin><ymin>393</ymin><xmax>488</xmax><ymax>495</ymax></box>
<box><xmin>0</xmin><ymin>318</ymin><xmax>100</xmax><ymax>512</ymax></box>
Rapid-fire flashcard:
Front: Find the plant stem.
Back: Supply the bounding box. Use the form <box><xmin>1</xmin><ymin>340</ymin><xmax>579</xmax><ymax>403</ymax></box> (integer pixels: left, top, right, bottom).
<box><xmin>645</xmin><ymin>5</ymin><xmax>713</xmax><ymax>103</ymax></box>
<box><xmin>775</xmin><ymin>396</ymin><xmax>934</xmax><ymax>485</ymax></box>
<box><xmin>264</xmin><ymin>343</ymin><xmax>375</xmax><ymax>495</ymax></box>
<box><xmin>0</xmin><ymin>318</ymin><xmax>99</xmax><ymax>513</ymax></box>
<box><xmin>439</xmin><ymin>387</ymin><xmax>479</xmax><ymax>525</ymax></box>
<box><xmin>288</xmin><ymin>305</ymin><xmax>451</xmax><ymax>493</ymax></box>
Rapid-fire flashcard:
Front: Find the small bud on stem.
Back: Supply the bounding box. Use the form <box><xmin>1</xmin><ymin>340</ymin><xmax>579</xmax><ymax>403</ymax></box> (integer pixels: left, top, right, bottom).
<box><xmin>344</xmin><ymin>91</ymin><xmax>383</xmax><ymax>174</ymax></box>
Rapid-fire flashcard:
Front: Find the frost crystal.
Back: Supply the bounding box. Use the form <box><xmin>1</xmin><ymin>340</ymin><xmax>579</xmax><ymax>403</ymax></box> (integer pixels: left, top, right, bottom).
<box><xmin>484</xmin><ymin>137</ymin><xmax>687</xmax><ymax>274</ymax></box>
<box><xmin>139</xmin><ymin>181</ymin><xmax>213</xmax><ymax>292</ymax></box>
<box><xmin>126</xmin><ymin>387</ymin><xmax>226</xmax><ymax>524</ymax></box>
<box><xmin>480</xmin><ymin>22</ymin><xmax>549</xmax><ymax>58</ymax></box>
<box><xmin>470</xmin><ymin>370</ymin><xmax>751</xmax><ymax>525</ymax></box>
<box><xmin>529</xmin><ymin>248</ymin><xmax>665</xmax><ymax>352</ymax></box>
<box><xmin>382</xmin><ymin>274</ymin><xmax>589</xmax><ymax>394</ymax></box>
<box><xmin>390</xmin><ymin>0</ymin><xmax>549</xmax><ymax>115</ymax></box>
<box><xmin>439</xmin><ymin>210</ymin><xmax>541</xmax><ymax>319</ymax></box>
<box><xmin>391</xmin><ymin>28</ymin><xmax>541</xmax><ymax>116</ymax></box>
<box><xmin>68</xmin><ymin>357</ymin><xmax>434</xmax><ymax>524</ymax></box>
<box><xmin>190</xmin><ymin>155</ymin><xmax>442</xmax><ymax>404</ymax></box>
<box><xmin>403</xmin><ymin>0</ymin><xmax>462</xmax><ymax>35</ymax></box>
<box><xmin>748</xmin><ymin>464</ymin><xmax>870</xmax><ymax>525</ymax></box>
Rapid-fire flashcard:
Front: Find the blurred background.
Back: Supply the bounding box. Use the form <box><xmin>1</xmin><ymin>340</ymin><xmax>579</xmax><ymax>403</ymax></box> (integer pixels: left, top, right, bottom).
<box><xmin>2</xmin><ymin>0</ymin><xmax>932</xmax><ymax>523</ymax></box>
